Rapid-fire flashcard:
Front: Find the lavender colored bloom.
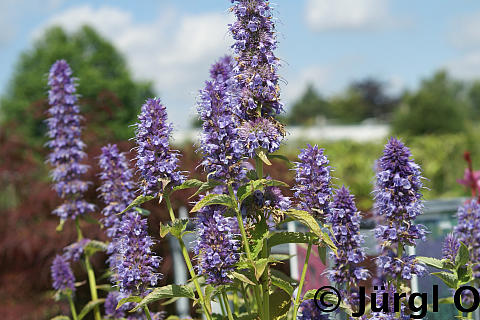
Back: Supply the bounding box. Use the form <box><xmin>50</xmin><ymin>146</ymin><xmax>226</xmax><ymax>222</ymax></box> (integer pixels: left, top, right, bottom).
<box><xmin>194</xmin><ymin>205</ymin><xmax>240</xmax><ymax>285</ymax></box>
<box><xmin>369</xmin><ymin>283</ymin><xmax>410</xmax><ymax>320</ymax></box>
<box><xmin>116</xmin><ymin>213</ymin><xmax>162</xmax><ymax>295</ymax></box>
<box><xmin>134</xmin><ymin>98</ymin><xmax>184</xmax><ymax>197</ymax></box>
<box><xmin>326</xmin><ymin>186</ymin><xmax>369</xmax><ymax>286</ymax></box>
<box><xmin>46</xmin><ymin>60</ymin><xmax>95</xmax><ymax>220</ymax></box>
<box><xmin>293</xmin><ymin>144</ymin><xmax>332</xmax><ymax>219</ymax></box>
<box><xmin>229</xmin><ymin>0</ymin><xmax>283</xmax><ymax>118</ymax></box>
<box><xmin>442</xmin><ymin>233</ymin><xmax>460</xmax><ymax>263</ymax></box>
<box><xmin>105</xmin><ymin>291</ymin><xmax>166</xmax><ymax>320</ymax></box>
<box><xmin>197</xmin><ymin>56</ymin><xmax>245</xmax><ymax>181</ymax></box>
<box><xmin>454</xmin><ymin>199</ymin><xmax>480</xmax><ymax>278</ymax></box>
<box><xmin>98</xmin><ymin>144</ymin><xmax>137</xmax><ymax>240</ymax></box>
<box><xmin>63</xmin><ymin>238</ymin><xmax>90</xmax><ymax>262</ymax></box>
<box><xmin>374</xmin><ymin>137</ymin><xmax>427</xmax><ymax>280</ymax></box>
<box><xmin>297</xmin><ymin>300</ymin><xmax>329</xmax><ymax>320</ymax></box>
<box><xmin>237</xmin><ymin>117</ymin><xmax>283</xmax><ymax>157</ymax></box>
<box><xmin>51</xmin><ymin>254</ymin><xmax>75</xmax><ymax>292</ymax></box>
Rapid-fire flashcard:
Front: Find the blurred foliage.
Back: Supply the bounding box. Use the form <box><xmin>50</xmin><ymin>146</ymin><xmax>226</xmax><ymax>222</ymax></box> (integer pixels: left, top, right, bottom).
<box><xmin>392</xmin><ymin>70</ymin><xmax>469</xmax><ymax>136</ymax></box>
<box><xmin>0</xmin><ymin>25</ymin><xmax>154</xmax><ymax>145</ymax></box>
<box><xmin>280</xmin><ymin>131</ymin><xmax>476</xmax><ymax>210</ymax></box>
<box><xmin>285</xmin><ymin>78</ymin><xmax>399</xmax><ymax>126</ymax></box>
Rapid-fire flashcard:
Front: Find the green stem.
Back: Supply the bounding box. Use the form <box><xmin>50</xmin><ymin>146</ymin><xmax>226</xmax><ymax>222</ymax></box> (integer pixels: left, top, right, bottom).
<box><xmin>222</xmin><ymin>289</ymin><xmax>235</xmax><ymax>320</ymax></box>
<box><xmin>396</xmin><ymin>243</ymin><xmax>404</xmax><ymax>319</ymax></box>
<box><xmin>227</xmin><ymin>183</ymin><xmax>263</xmax><ymax>317</ymax></box>
<box><xmin>144</xmin><ymin>305</ymin><xmax>152</xmax><ymax>320</ymax></box>
<box><xmin>67</xmin><ymin>294</ymin><xmax>78</xmax><ymax>320</ymax></box>
<box><xmin>262</xmin><ymin>238</ymin><xmax>270</xmax><ymax>320</ymax></box>
<box><xmin>74</xmin><ymin>218</ymin><xmax>101</xmax><ymax>320</ymax></box>
<box><xmin>233</xmin><ymin>288</ymin><xmax>239</xmax><ymax>314</ymax></box>
<box><xmin>165</xmin><ymin>195</ymin><xmax>212</xmax><ymax>320</ymax></box>
<box><xmin>293</xmin><ymin>242</ymin><xmax>313</xmax><ymax>320</ymax></box>
<box><xmin>218</xmin><ymin>293</ymin><xmax>226</xmax><ymax>317</ymax></box>
<box><xmin>255</xmin><ymin>156</ymin><xmax>263</xmax><ymax>179</ymax></box>
<box><xmin>241</xmin><ymin>283</ymin><xmax>253</xmax><ymax>317</ymax></box>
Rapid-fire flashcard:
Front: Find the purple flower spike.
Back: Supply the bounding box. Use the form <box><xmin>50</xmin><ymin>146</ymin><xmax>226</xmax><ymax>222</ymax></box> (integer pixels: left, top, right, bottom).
<box><xmin>63</xmin><ymin>238</ymin><xmax>91</xmax><ymax>262</ymax></box>
<box><xmin>46</xmin><ymin>60</ymin><xmax>95</xmax><ymax>220</ymax></box>
<box><xmin>197</xmin><ymin>56</ymin><xmax>245</xmax><ymax>181</ymax></box>
<box><xmin>237</xmin><ymin>117</ymin><xmax>283</xmax><ymax>157</ymax></box>
<box><xmin>293</xmin><ymin>144</ymin><xmax>332</xmax><ymax>219</ymax></box>
<box><xmin>442</xmin><ymin>233</ymin><xmax>460</xmax><ymax>263</ymax></box>
<box><xmin>326</xmin><ymin>186</ymin><xmax>369</xmax><ymax>286</ymax></box>
<box><xmin>374</xmin><ymin>138</ymin><xmax>427</xmax><ymax>280</ymax></box>
<box><xmin>297</xmin><ymin>299</ymin><xmax>329</xmax><ymax>319</ymax></box>
<box><xmin>116</xmin><ymin>213</ymin><xmax>162</xmax><ymax>296</ymax></box>
<box><xmin>229</xmin><ymin>0</ymin><xmax>283</xmax><ymax>118</ymax></box>
<box><xmin>454</xmin><ymin>199</ymin><xmax>480</xmax><ymax>278</ymax></box>
<box><xmin>51</xmin><ymin>254</ymin><xmax>75</xmax><ymax>292</ymax></box>
<box><xmin>194</xmin><ymin>205</ymin><xmax>240</xmax><ymax>285</ymax></box>
<box><xmin>134</xmin><ymin>98</ymin><xmax>185</xmax><ymax>197</ymax></box>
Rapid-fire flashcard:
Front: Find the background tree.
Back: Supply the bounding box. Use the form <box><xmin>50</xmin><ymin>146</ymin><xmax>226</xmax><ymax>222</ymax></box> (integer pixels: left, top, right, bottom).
<box><xmin>0</xmin><ymin>25</ymin><xmax>155</xmax><ymax>145</ymax></box>
<box><xmin>392</xmin><ymin>70</ymin><xmax>469</xmax><ymax>136</ymax></box>
<box><xmin>287</xmin><ymin>84</ymin><xmax>330</xmax><ymax>125</ymax></box>
<box><xmin>350</xmin><ymin>78</ymin><xmax>399</xmax><ymax>121</ymax></box>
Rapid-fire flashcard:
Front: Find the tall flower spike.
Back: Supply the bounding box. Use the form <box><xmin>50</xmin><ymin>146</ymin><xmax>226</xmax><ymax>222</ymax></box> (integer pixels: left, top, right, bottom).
<box><xmin>51</xmin><ymin>254</ymin><xmax>75</xmax><ymax>292</ymax></box>
<box><xmin>237</xmin><ymin>117</ymin><xmax>283</xmax><ymax>158</ymax></box>
<box><xmin>374</xmin><ymin>137</ymin><xmax>427</xmax><ymax>280</ymax></box>
<box><xmin>116</xmin><ymin>213</ymin><xmax>162</xmax><ymax>296</ymax></box>
<box><xmin>293</xmin><ymin>144</ymin><xmax>332</xmax><ymax>219</ymax></box>
<box><xmin>197</xmin><ymin>56</ymin><xmax>245</xmax><ymax>181</ymax></box>
<box><xmin>46</xmin><ymin>60</ymin><xmax>95</xmax><ymax>220</ymax></box>
<box><xmin>134</xmin><ymin>98</ymin><xmax>184</xmax><ymax>197</ymax></box>
<box><xmin>194</xmin><ymin>205</ymin><xmax>240</xmax><ymax>285</ymax></box>
<box><xmin>442</xmin><ymin>233</ymin><xmax>460</xmax><ymax>264</ymax></box>
<box><xmin>326</xmin><ymin>186</ymin><xmax>369</xmax><ymax>286</ymax></box>
<box><xmin>454</xmin><ymin>199</ymin><xmax>480</xmax><ymax>278</ymax></box>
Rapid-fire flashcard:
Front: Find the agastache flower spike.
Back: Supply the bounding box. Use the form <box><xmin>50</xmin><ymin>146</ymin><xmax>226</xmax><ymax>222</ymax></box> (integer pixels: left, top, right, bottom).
<box><xmin>194</xmin><ymin>205</ymin><xmax>240</xmax><ymax>285</ymax></box>
<box><xmin>51</xmin><ymin>254</ymin><xmax>75</xmax><ymax>292</ymax></box>
<box><xmin>197</xmin><ymin>56</ymin><xmax>245</xmax><ymax>181</ymax></box>
<box><xmin>237</xmin><ymin>117</ymin><xmax>283</xmax><ymax>158</ymax></box>
<box><xmin>293</xmin><ymin>144</ymin><xmax>332</xmax><ymax>219</ymax></box>
<box><xmin>326</xmin><ymin>186</ymin><xmax>369</xmax><ymax>286</ymax></box>
<box><xmin>374</xmin><ymin>137</ymin><xmax>427</xmax><ymax>280</ymax></box>
<box><xmin>297</xmin><ymin>300</ymin><xmax>329</xmax><ymax>320</ymax></box>
<box><xmin>442</xmin><ymin>233</ymin><xmax>460</xmax><ymax>264</ymax></box>
<box><xmin>134</xmin><ymin>98</ymin><xmax>184</xmax><ymax>197</ymax></box>
<box><xmin>46</xmin><ymin>60</ymin><xmax>95</xmax><ymax>220</ymax></box>
<box><xmin>454</xmin><ymin>199</ymin><xmax>480</xmax><ymax>278</ymax></box>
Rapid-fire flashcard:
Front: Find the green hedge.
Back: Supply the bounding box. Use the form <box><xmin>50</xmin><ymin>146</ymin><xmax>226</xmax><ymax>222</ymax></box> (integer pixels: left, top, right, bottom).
<box><xmin>281</xmin><ymin>132</ymin><xmax>477</xmax><ymax>209</ymax></box>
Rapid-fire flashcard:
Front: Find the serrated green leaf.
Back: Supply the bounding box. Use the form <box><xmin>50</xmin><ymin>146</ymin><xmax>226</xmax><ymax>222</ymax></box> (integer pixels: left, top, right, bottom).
<box><xmin>254</xmin><ymin>258</ymin><xmax>268</xmax><ymax>281</ymax></box>
<box><xmin>269</xmin><ymin>289</ymin><xmax>291</xmax><ymax>319</ymax></box>
<box><xmin>455</xmin><ymin>242</ymin><xmax>469</xmax><ymax>268</ymax></box>
<box><xmin>232</xmin><ymin>271</ymin><xmax>256</xmax><ymax>286</ymax></box>
<box><xmin>271</xmin><ymin>273</ymin><xmax>294</xmax><ymax>296</ymax></box>
<box><xmin>78</xmin><ymin>299</ymin><xmax>105</xmax><ymax>320</ymax></box>
<box><xmin>131</xmin><ymin>285</ymin><xmax>195</xmax><ymax>311</ymax></box>
<box><xmin>416</xmin><ymin>256</ymin><xmax>445</xmax><ymax>269</ymax></box>
<box><xmin>188</xmin><ymin>180</ymin><xmax>223</xmax><ymax>199</ymax></box>
<box><xmin>170</xmin><ymin>219</ymin><xmax>189</xmax><ymax>238</ymax></box>
<box><xmin>134</xmin><ymin>207</ymin><xmax>151</xmax><ymax>217</ymax></box>
<box><xmin>318</xmin><ymin>244</ymin><xmax>327</xmax><ymax>265</ymax></box>
<box><xmin>190</xmin><ymin>194</ymin><xmax>234</xmax><ymax>212</ymax></box>
<box><xmin>286</xmin><ymin>209</ymin><xmax>337</xmax><ymax>253</ymax></box>
<box><xmin>233</xmin><ymin>313</ymin><xmax>260</xmax><ymax>320</ymax></box>
<box><xmin>246</xmin><ymin>170</ymin><xmax>258</xmax><ymax>180</ymax></box>
<box><xmin>117</xmin><ymin>296</ymin><xmax>142</xmax><ymax>309</ymax></box>
<box><xmin>457</xmin><ymin>265</ymin><xmax>473</xmax><ymax>285</ymax></box>
<box><xmin>159</xmin><ymin>222</ymin><xmax>171</xmax><ymax>238</ymax></box>
<box><xmin>250</xmin><ymin>219</ymin><xmax>269</xmax><ymax>259</ymax></box>
<box><xmin>268</xmin><ymin>232</ymin><xmax>310</xmax><ymax>248</ymax></box>
<box><xmin>432</xmin><ymin>271</ymin><xmax>458</xmax><ymax>289</ymax></box>
<box><xmin>118</xmin><ymin>195</ymin><xmax>155</xmax><ymax>215</ymax></box>
<box><xmin>172</xmin><ymin>179</ymin><xmax>203</xmax><ymax>192</ymax></box>
<box><xmin>256</xmin><ymin>149</ymin><xmax>272</xmax><ymax>166</ymax></box>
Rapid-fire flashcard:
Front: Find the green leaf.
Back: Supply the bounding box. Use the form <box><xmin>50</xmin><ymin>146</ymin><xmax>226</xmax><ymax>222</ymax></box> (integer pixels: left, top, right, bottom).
<box><xmin>268</xmin><ymin>232</ymin><xmax>310</xmax><ymax>248</ymax></box>
<box><xmin>56</xmin><ymin>219</ymin><xmax>66</xmax><ymax>232</ymax></box>
<box><xmin>267</xmin><ymin>154</ymin><xmax>291</xmax><ymax>165</ymax></box>
<box><xmin>457</xmin><ymin>265</ymin><xmax>473</xmax><ymax>285</ymax></box>
<box><xmin>190</xmin><ymin>194</ymin><xmax>234</xmax><ymax>212</ymax></box>
<box><xmin>250</xmin><ymin>219</ymin><xmax>269</xmax><ymax>259</ymax></box>
<box><xmin>302</xmin><ymin>289</ymin><xmax>318</xmax><ymax>300</ymax></box>
<box><xmin>271</xmin><ymin>273</ymin><xmax>294</xmax><ymax>296</ymax></box>
<box><xmin>455</xmin><ymin>242</ymin><xmax>469</xmax><ymax>268</ymax></box>
<box><xmin>51</xmin><ymin>316</ymin><xmax>70</xmax><ymax>320</ymax></box>
<box><xmin>96</xmin><ymin>284</ymin><xmax>114</xmax><ymax>292</ymax></box>
<box><xmin>172</xmin><ymin>179</ymin><xmax>203</xmax><ymax>192</ymax></box>
<box><xmin>254</xmin><ymin>258</ymin><xmax>268</xmax><ymax>281</ymax></box>
<box><xmin>117</xmin><ymin>296</ymin><xmax>142</xmax><ymax>309</ymax></box>
<box><xmin>416</xmin><ymin>256</ymin><xmax>445</xmax><ymax>270</ymax></box>
<box><xmin>256</xmin><ymin>149</ymin><xmax>272</xmax><ymax>165</ymax></box>
<box><xmin>188</xmin><ymin>179</ymin><xmax>223</xmax><ymax>199</ymax></box>
<box><xmin>286</xmin><ymin>209</ymin><xmax>337</xmax><ymax>253</ymax></box>
<box><xmin>269</xmin><ymin>289</ymin><xmax>292</xmax><ymax>319</ymax></box>
<box><xmin>318</xmin><ymin>244</ymin><xmax>327</xmax><ymax>265</ymax></box>
<box><xmin>169</xmin><ymin>219</ymin><xmax>189</xmax><ymax>238</ymax></box>
<box><xmin>232</xmin><ymin>271</ymin><xmax>256</xmax><ymax>286</ymax></box>
<box><xmin>432</xmin><ymin>271</ymin><xmax>458</xmax><ymax>289</ymax></box>
<box><xmin>246</xmin><ymin>170</ymin><xmax>258</xmax><ymax>180</ymax></box>
<box><xmin>131</xmin><ymin>285</ymin><xmax>196</xmax><ymax>311</ymax></box>
<box><xmin>438</xmin><ymin>297</ymin><xmax>454</xmax><ymax>304</ymax></box>
<box><xmin>233</xmin><ymin>313</ymin><xmax>260</xmax><ymax>320</ymax></box>
<box><xmin>78</xmin><ymin>299</ymin><xmax>105</xmax><ymax>320</ymax></box>
<box><xmin>84</xmin><ymin>240</ymin><xmax>108</xmax><ymax>256</ymax></box>
<box><xmin>159</xmin><ymin>222</ymin><xmax>172</xmax><ymax>238</ymax></box>
<box><xmin>134</xmin><ymin>207</ymin><xmax>151</xmax><ymax>217</ymax></box>
<box><xmin>118</xmin><ymin>195</ymin><xmax>155</xmax><ymax>215</ymax></box>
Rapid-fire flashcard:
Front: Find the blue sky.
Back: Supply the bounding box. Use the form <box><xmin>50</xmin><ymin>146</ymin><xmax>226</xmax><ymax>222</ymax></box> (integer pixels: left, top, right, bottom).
<box><xmin>2</xmin><ymin>0</ymin><xmax>480</xmax><ymax>129</ymax></box>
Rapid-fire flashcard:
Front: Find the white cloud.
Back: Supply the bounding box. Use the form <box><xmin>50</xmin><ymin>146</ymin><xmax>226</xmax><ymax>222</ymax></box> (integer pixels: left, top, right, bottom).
<box><xmin>35</xmin><ymin>5</ymin><xmax>234</xmax><ymax>129</ymax></box>
<box><xmin>446</xmin><ymin>52</ymin><xmax>480</xmax><ymax>79</ymax></box>
<box><xmin>450</xmin><ymin>12</ymin><xmax>480</xmax><ymax>50</ymax></box>
<box><xmin>305</xmin><ymin>0</ymin><xmax>392</xmax><ymax>32</ymax></box>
